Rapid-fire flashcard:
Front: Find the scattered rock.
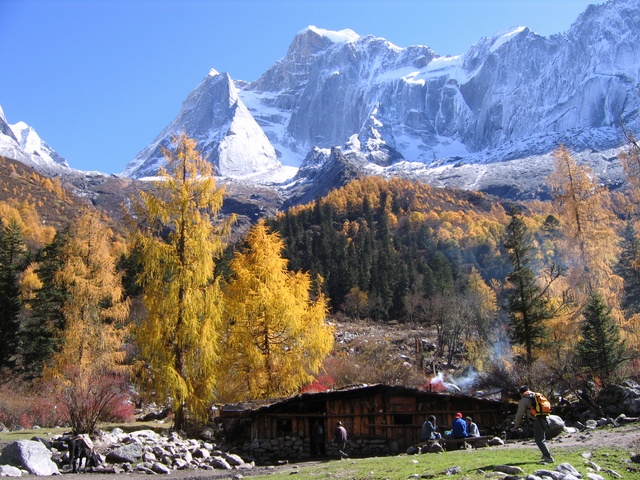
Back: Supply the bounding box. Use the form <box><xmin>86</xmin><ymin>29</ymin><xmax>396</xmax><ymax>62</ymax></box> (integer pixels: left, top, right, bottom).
<box><xmin>555</xmin><ymin>462</ymin><xmax>582</xmax><ymax>477</ymax></box>
<box><xmin>533</xmin><ymin>469</ymin><xmax>563</xmax><ymax>480</ymax></box>
<box><xmin>586</xmin><ymin>474</ymin><xmax>605</xmax><ymax>480</ymax></box>
<box><xmin>0</xmin><ymin>440</ymin><xmax>60</xmax><ymax>476</ymax></box>
<box><xmin>0</xmin><ymin>465</ymin><xmax>23</xmax><ymax>477</ymax></box>
<box><xmin>494</xmin><ymin>465</ymin><xmax>524</xmax><ymax>475</ymax></box>
<box><xmin>428</xmin><ymin>442</ymin><xmax>444</xmax><ymax>453</ymax></box>
<box><xmin>105</xmin><ymin>442</ymin><xmax>143</xmax><ymax>463</ymax></box>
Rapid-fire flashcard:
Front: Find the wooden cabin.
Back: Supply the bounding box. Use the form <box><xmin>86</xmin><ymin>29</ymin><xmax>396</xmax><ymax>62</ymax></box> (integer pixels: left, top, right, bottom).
<box><xmin>219</xmin><ymin>384</ymin><xmax>506</xmax><ymax>463</ymax></box>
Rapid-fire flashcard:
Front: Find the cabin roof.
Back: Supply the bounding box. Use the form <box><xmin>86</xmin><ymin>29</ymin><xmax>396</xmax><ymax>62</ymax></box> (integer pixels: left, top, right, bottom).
<box><xmin>220</xmin><ymin>383</ymin><xmax>504</xmax><ymax>416</ymax></box>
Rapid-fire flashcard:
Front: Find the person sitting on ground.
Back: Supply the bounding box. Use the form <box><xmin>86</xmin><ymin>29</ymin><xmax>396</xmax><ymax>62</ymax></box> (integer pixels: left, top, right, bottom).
<box><xmin>451</xmin><ymin>412</ymin><xmax>469</xmax><ymax>439</ymax></box>
<box><xmin>420</xmin><ymin>415</ymin><xmax>442</xmax><ymax>442</ymax></box>
<box><xmin>465</xmin><ymin>416</ymin><xmax>480</xmax><ymax>437</ymax></box>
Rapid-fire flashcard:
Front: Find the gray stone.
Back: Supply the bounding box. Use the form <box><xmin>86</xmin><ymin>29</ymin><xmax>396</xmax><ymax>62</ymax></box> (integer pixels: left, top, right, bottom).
<box><xmin>223</xmin><ymin>453</ymin><xmax>245</xmax><ymax>466</ymax></box>
<box><xmin>210</xmin><ymin>456</ymin><xmax>232</xmax><ymax>470</ymax></box>
<box><xmin>151</xmin><ymin>462</ymin><xmax>172</xmax><ymax>474</ymax></box>
<box><xmin>586</xmin><ymin>474</ymin><xmax>605</xmax><ymax>480</ymax></box>
<box><xmin>142</xmin><ymin>451</ymin><xmax>157</xmax><ymax>462</ymax></box>
<box><xmin>555</xmin><ymin>463</ymin><xmax>582</xmax><ymax>478</ymax></box>
<box><xmin>494</xmin><ymin>465</ymin><xmax>524</xmax><ymax>475</ymax></box>
<box><xmin>193</xmin><ymin>448</ymin><xmax>210</xmax><ymax>459</ymax></box>
<box><xmin>130</xmin><ymin>429</ymin><xmax>160</xmax><ymax>442</ymax></box>
<box><xmin>0</xmin><ymin>465</ymin><xmax>23</xmax><ymax>477</ymax></box>
<box><xmin>0</xmin><ymin>440</ymin><xmax>59</xmax><ymax>476</ymax></box>
<box><xmin>533</xmin><ymin>470</ymin><xmax>563</xmax><ymax>480</ymax></box>
<box><xmin>106</xmin><ymin>442</ymin><xmax>143</xmax><ymax>463</ymax></box>
<box><xmin>546</xmin><ymin>415</ymin><xmax>565</xmax><ymax>439</ymax></box>
<box><xmin>428</xmin><ymin>442</ymin><xmax>444</xmax><ymax>453</ymax></box>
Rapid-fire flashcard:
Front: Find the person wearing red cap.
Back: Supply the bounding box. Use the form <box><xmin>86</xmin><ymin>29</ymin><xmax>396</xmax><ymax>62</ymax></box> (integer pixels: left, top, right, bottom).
<box><xmin>451</xmin><ymin>412</ymin><xmax>469</xmax><ymax>439</ymax></box>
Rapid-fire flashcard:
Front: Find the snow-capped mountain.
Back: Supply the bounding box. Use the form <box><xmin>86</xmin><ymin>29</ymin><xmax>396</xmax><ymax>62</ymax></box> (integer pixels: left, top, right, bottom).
<box><xmin>122</xmin><ymin>0</ymin><xmax>640</xmax><ymax>200</ymax></box>
<box><xmin>121</xmin><ymin>70</ymin><xmax>282</xmax><ymax>180</ymax></box>
<box><xmin>0</xmin><ymin>106</ymin><xmax>71</xmax><ymax>173</ymax></box>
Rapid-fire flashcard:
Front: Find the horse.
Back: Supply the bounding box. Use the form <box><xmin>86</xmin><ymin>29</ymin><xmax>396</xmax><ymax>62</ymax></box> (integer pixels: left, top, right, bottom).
<box><xmin>67</xmin><ymin>434</ymin><xmax>101</xmax><ymax>473</ymax></box>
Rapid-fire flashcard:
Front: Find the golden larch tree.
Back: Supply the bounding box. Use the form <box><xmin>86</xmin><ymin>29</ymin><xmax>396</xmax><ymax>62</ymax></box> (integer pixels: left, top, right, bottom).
<box><xmin>547</xmin><ymin>145</ymin><xmax>622</xmax><ymax>310</ymax></box>
<box><xmin>218</xmin><ymin>222</ymin><xmax>334</xmax><ymax>402</ymax></box>
<box><xmin>45</xmin><ymin>208</ymin><xmax>130</xmax><ymax>433</ymax></box>
<box><xmin>133</xmin><ymin>134</ymin><xmax>233</xmax><ymax>430</ymax></box>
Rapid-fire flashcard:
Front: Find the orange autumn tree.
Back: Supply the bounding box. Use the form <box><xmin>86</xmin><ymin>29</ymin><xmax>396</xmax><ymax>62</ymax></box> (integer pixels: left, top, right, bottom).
<box><xmin>45</xmin><ymin>208</ymin><xmax>130</xmax><ymax>434</ymax></box>
<box><xmin>217</xmin><ymin>223</ymin><xmax>334</xmax><ymax>402</ymax></box>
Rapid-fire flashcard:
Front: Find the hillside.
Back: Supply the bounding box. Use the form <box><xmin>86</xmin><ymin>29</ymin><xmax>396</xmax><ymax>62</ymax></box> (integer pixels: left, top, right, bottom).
<box><xmin>0</xmin><ymin>156</ymin><xmax>91</xmax><ymax>229</ymax></box>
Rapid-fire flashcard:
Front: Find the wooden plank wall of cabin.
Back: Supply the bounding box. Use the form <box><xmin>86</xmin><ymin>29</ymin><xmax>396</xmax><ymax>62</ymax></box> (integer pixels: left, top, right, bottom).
<box><xmin>387</xmin><ymin>395</ymin><xmax>419</xmax><ymax>448</ymax></box>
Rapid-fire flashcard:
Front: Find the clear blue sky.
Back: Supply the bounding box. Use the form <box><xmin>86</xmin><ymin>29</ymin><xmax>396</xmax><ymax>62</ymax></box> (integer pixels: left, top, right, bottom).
<box><xmin>0</xmin><ymin>0</ymin><xmax>598</xmax><ymax>174</ymax></box>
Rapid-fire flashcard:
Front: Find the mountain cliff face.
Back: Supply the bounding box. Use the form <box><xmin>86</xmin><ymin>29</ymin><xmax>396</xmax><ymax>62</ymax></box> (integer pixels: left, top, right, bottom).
<box><xmin>122</xmin><ymin>0</ymin><xmax>640</xmax><ymax>202</ymax></box>
<box><xmin>122</xmin><ymin>70</ymin><xmax>282</xmax><ymax>179</ymax></box>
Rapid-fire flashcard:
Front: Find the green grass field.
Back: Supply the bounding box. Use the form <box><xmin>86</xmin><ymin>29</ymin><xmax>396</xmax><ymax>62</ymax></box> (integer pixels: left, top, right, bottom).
<box><xmin>247</xmin><ymin>446</ymin><xmax>637</xmax><ymax>479</ymax></box>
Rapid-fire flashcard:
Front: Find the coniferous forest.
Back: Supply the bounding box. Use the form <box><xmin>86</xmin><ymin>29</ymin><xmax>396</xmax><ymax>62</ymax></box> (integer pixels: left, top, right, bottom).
<box><xmin>1</xmin><ymin>135</ymin><xmax>640</xmax><ymax>432</ymax></box>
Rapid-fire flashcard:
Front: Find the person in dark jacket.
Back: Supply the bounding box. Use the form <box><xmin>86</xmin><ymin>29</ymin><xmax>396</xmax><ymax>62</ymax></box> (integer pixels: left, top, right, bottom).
<box><xmin>334</xmin><ymin>421</ymin><xmax>348</xmax><ymax>455</ymax></box>
<box><xmin>420</xmin><ymin>415</ymin><xmax>442</xmax><ymax>442</ymax></box>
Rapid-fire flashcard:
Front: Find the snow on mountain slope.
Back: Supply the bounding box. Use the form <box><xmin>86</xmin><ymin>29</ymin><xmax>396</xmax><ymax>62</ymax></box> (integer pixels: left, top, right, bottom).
<box><xmin>0</xmin><ymin>106</ymin><xmax>72</xmax><ymax>174</ymax></box>
<box><xmin>10</xmin><ymin>121</ymin><xmax>70</xmax><ymax>169</ymax></box>
<box><xmin>122</xmin><ymin>70</ymin><xmax>282</xmax><ymax>180</ymax></box>
<box><xmin>123</xmin><ymin>0</ymin><xmax>640</xmax><ymax>202</ymax></box>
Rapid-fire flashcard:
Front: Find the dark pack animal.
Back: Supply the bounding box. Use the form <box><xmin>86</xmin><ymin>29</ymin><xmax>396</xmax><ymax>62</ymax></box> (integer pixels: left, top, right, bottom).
<box><xmin>67</xmin><ymin>434</ymin><xmax>101</xmax><ymax>473</ymax></box>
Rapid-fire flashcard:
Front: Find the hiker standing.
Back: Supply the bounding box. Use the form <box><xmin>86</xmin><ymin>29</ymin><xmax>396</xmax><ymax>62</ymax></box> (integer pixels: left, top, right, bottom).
<box><xmin>514</xmin><ymin>386</ymin><xmax>554</xmax><ymax>464</ymax></box>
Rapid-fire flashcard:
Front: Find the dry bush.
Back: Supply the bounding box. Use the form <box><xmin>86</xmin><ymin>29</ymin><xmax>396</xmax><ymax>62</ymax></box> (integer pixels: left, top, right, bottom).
<box><xmin>0</xmin><ymin>381</ymin><xmax>68</xmax><ymax>428</ymax></box>
<box><xmin>46</xmin><ymin>367</ymin><xmax>133</xmax><ymax>434</ymax></box>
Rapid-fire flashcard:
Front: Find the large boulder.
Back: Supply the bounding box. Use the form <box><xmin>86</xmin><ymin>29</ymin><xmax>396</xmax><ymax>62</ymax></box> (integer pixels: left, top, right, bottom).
<box><xmin>546</xmin><ymin>415</ymin><xmax>565</xmax><ymax>439</ymax></box>
<box><xmin>105</xmin><ymin>442</ymin><xmax>143</xmax><ymax>463</ymax></box>
<box><xmin>0</xmin><ymin>440</ymin><xmax>60</xmax><ymax>476</ymax></box>
<box><xmin>598</xmin><ymin>381</ymin><xmax>640</xmax><ymax>416</ymax></box>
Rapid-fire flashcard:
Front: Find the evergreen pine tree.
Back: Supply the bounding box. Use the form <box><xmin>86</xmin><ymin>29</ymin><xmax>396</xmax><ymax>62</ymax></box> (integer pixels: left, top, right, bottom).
<box><xmin>503</xmin><ymin>209</ymin><xmax>552</xmax><ymax>365</ymax></box>
<box><xmin>21</xmin><ymin>231</ymin><xmax>68</xmax><ymax>378</ymax></box>
<box><xmin>576</xmin><ymin>293</ymin><xmax>627</xmax><ymax>385</ymax></box>
<box><xmin>0</xmin><ymin>220</ymin><xmax>27</xmax><ymax>369</ymax></box>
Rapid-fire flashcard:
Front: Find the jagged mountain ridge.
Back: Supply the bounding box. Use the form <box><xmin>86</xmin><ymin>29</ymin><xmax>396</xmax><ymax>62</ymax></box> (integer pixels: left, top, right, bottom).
<box><xmin>0</xmin><ymin>106</ymin><xmax>71</xmax><ymax>175</ymax></box>
<box><xmin>123</xmin><ymin>0</ymin><xmax>640</xmax><ymax>202</ymax></box>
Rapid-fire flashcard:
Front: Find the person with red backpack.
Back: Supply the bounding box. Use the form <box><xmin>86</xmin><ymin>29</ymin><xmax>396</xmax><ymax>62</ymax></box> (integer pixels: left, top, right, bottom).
<box><xmin>513</xmin><ymin>386</ymin><xmax>554</xmax><ymax>464</ymax></box>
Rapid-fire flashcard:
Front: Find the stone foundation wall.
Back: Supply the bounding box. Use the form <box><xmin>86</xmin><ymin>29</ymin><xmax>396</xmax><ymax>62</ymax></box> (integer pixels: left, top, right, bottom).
<box><xmin>240</xmin><ymin>435</ymin><xmax>400</xmax><ymax>463</ymax></box>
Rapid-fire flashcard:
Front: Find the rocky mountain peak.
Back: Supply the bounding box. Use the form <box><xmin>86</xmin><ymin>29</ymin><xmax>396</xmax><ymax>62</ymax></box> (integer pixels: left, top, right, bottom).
<box><xmin>286</xmin><ymin>26</ymin><xmax>359</xmax><ymax>59</ymax></box>
<box><xmin>4</xmin><ymin>1</ymin><xmax>639</xmax><ymax>209</ymax></box>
